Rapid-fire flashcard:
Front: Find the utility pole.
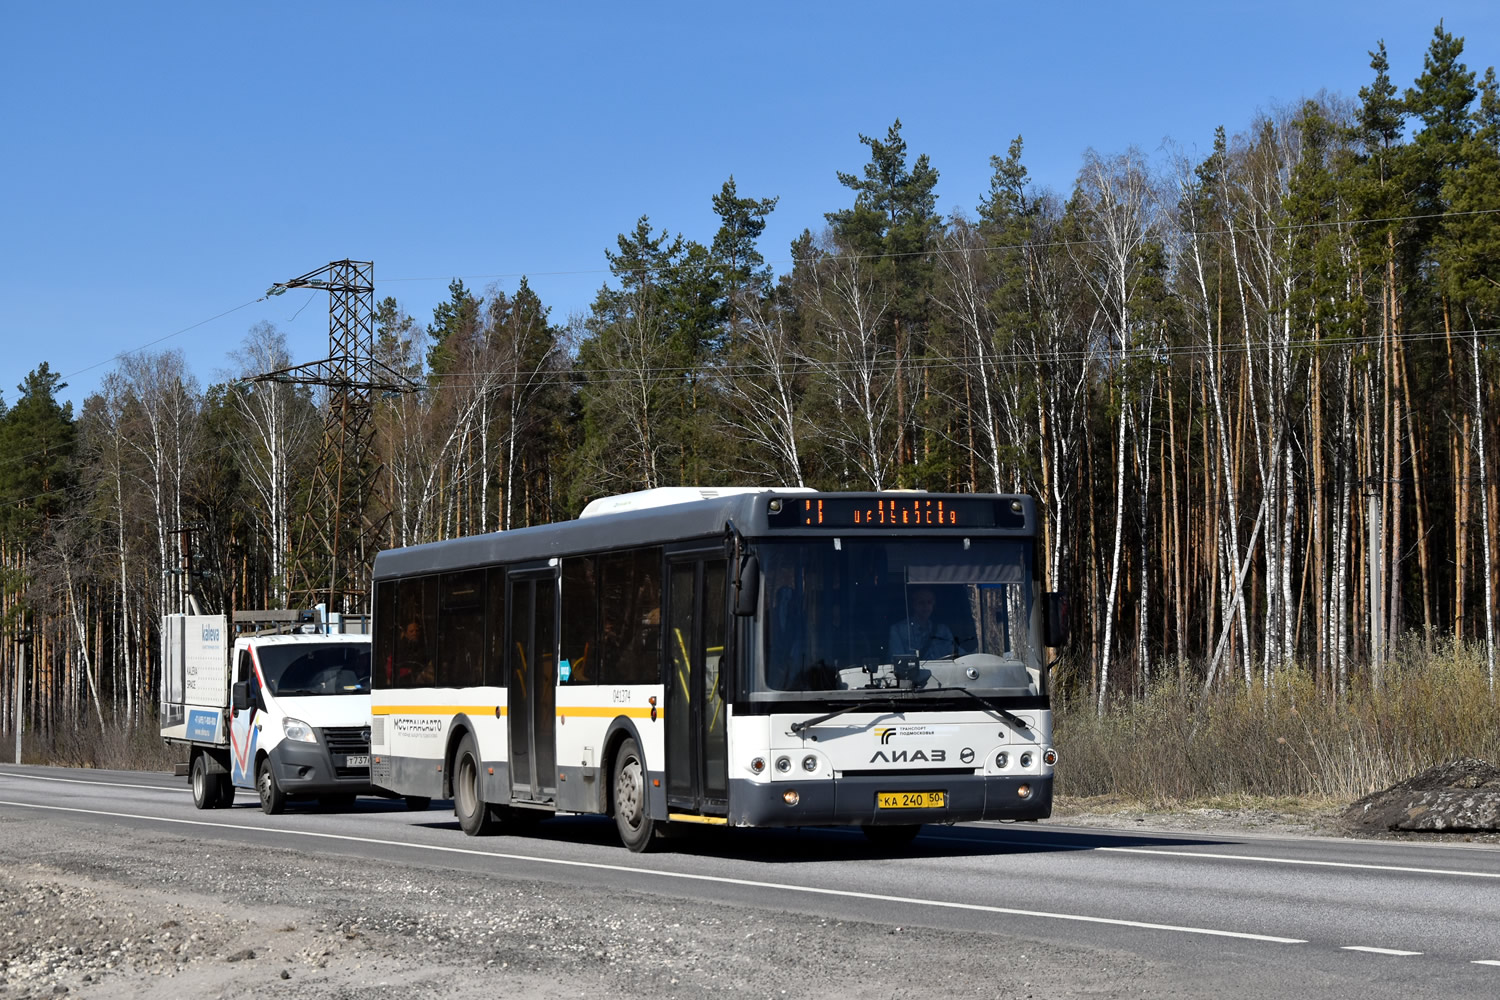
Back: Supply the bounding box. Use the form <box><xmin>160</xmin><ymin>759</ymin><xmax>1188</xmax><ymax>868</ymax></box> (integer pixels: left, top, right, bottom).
<box><xmin>14</xmin><ymin>627</ymin><xmax>30</xmax><ymax>765</ymax></box>
<box><xmin>1367</xmin><ymin>488</ymin><xmax>1383</xmax><ymax>686</ymax></box>
<box><xmin>250</xmin><ymin>260</ymin><xmax>418</xmax><ymax>614</ymax></box>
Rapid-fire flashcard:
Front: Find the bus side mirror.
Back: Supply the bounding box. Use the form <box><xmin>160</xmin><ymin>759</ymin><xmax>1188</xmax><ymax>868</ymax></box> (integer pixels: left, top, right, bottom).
<box><xmin>1043</xmin><ymin>592</ymin><xmax>1069</xmax><ymax>647</ymax></box>
<box><xmin>231</xmin><ymin>682</ymin><xmax>250</xmax><ymax>713</ymax></box>
<box><xmin>734</xmin><ymin>554</ymin><xmax>760</xmax><ymax>617</ymax></box>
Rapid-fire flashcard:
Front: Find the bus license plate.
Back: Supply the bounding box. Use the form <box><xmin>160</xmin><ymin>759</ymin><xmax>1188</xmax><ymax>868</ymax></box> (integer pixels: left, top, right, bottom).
<box><xmin>343</xmin><ymin>755</ymin><xmax>370</xmax><ymax>767</ymax></box>
<box><xmin>877</xmin><ymin>791</ymin><xmax>945</xmax><ymax>809</ymax></box>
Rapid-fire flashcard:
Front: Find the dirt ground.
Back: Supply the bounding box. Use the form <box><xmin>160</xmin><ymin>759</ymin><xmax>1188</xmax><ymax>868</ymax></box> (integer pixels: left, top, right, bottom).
<box><xmin>1053</xmin><ymin>759</ymin><xmax>1500</xmax><ymax>845</ymax></box>
<box><xmin>0</xmin><ymin>815</ymin><xmax>1197</xmax><ymax>1000</ymax></box>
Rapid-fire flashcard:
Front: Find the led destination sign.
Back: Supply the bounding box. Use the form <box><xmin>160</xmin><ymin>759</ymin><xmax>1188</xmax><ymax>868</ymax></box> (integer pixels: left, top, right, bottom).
<box><xmin>769</xmin><ymin>496</ymin><xmax>1025</xmax><ymax>529</ymax></box>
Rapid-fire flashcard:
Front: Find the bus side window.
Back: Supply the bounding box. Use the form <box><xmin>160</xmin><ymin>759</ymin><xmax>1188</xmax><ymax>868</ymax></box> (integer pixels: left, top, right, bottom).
<box><xmin>374</xmin><ymin>579</ymin><xmax>396</xmax><ymax>688</ymax></box>
<box><xmin>437</xmin><ymin>570</ymin><xmax>484</xmax><ymax>687</ymax></box>
<box><xmin>484</xmin><ymin>567</ymin><xmax>506</xmax><ymax>687</ymax></box>
<box><xmin>599</xmin><ymin>546</ymin><xmax>662</xmax><ymax>686</ymax></box>
<box><xmin>561</xmin><ymin>556</ymin><xmax>598</xmax><ymax>684</ymax></box>
<box><xmin>394</xmin><ymin>576</ymin><xmax>437</xmax><ymax>687</ymax></box>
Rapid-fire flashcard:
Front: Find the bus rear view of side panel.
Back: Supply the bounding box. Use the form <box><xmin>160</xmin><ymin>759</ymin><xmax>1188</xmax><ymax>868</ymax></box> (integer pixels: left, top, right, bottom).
<box><xmin>370</xmin><ymin>569</ymin><xmax>509</xmax><ymax>808</ymax></box>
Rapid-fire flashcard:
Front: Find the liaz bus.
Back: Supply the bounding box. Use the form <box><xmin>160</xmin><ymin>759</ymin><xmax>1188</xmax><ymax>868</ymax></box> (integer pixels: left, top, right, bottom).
<box><xmin>369</xmin><ymin>488</ymin><xmax>1064</xmax><ymax>852</ymax></box>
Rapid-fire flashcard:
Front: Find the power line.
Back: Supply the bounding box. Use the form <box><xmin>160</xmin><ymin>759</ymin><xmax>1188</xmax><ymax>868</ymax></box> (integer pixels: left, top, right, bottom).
<box><xmin>376</xmin><ymin>206</ymin><xmax>1500</xmax><ymax>287</ymax></box>
<box><xmin>413</xmin><ymin>324</ymin><xmax>1500</xmax><ymax>392</ymax></box>
<box><xmin>17</xmin><ymin>203</ymin><xmax>1500</xmax><ymax>413</ymax></box>
<box><xmin>1</xmin><ymin>318</ymin><xmax>1492</xmax><ymax>482</ymax></box>
<box><xmin>57</xmin><ymin>297</ymin><xmax>268</xmax><ymax>383</ymax></box>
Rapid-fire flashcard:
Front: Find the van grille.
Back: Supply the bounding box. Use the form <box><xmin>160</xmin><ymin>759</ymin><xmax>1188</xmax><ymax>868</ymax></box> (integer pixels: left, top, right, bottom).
<box><xmin>322</xmin><ymin>725</ymin><xmax>371</xmax><ymax>778</ymax></box>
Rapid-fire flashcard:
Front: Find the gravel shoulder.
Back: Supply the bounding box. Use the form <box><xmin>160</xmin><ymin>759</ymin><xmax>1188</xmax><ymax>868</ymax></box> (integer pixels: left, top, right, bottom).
<box><xmin>2</xmin><ymin>812</ymin><xmax>1204</xmax><ymax>1000</ymax></box>
<box><xmin>9</xmin><ymin>790</ymin><xmax>1495</xmax><ymax>999</ymax></box>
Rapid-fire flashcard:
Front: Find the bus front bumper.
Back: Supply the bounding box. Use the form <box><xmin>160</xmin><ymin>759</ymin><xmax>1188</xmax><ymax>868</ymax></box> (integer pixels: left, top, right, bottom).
<box><xmin>726</xmin><ymin>773</ymin><xmax>1052</xmax><ymax>828</ymax></box>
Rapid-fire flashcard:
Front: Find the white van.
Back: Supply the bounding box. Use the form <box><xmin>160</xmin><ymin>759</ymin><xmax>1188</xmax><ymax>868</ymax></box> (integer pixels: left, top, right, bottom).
<box><xmin>162</xmin><ymin>612</ymin><xmax>388</xmax><ymax>814</ymax></box>
<box><xmin>226</xmin><ymin>632</ymin><xmax>374</xmax><ymax>813</ymax></box>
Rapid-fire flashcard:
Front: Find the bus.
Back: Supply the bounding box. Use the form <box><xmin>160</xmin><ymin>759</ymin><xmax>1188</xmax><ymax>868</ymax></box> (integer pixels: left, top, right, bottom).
<box><xmin>368</xmin><ymin>488</ymin><xmax>1063</xmax><ymax>851</ymax></box>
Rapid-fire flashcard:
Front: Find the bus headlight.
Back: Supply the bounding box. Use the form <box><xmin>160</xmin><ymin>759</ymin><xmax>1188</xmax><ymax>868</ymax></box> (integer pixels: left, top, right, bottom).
<box><xmin>1020</xmin><ymin>751</ymin><xmax>1034</xmax><ymax>768</ymax></box>
<box><xmin>782</xmin><ymin>790</ymin><xmax>800</xmax><ymax>806</ymax></box>
<box><xmin>283</xmin><ymin>718</ymin><xmax>316</xmax><ymax>743</ymax></box>
<box><xmin>995</xmin><ymin>751</ymin><xmax>1009</xmax><ymax>769</ymax></box>
<box><xmin>1017</xmin><ymin>783</ymin><xmax>1033</xmax><ymax>799</ymax></box>
<box><xmin>801</xmin><ymin>755</ymin><xmax>818</xmax><ymax>773</ymax></box>
<box><xmin>775</xmin><ymin>756</ymin><xmax>792</xmax><ymax>773</ymax></box>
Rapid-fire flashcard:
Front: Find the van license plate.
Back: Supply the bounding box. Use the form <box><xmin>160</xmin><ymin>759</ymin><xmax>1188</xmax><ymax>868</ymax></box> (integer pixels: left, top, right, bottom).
<box><xmin>343</xmin><ymin>755</ymin><xmax>370</xmax><ymax>767</ymax></box>
<box><xmin>877</xmin><ymin>791</ymin><xmax>945</xmax><ymax>809</ymax></box>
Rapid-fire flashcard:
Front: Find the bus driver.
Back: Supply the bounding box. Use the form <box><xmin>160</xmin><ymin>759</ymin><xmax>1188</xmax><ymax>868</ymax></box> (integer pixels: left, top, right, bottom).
<box><xmin>888</xmin><ymin>587</ymin><xmax>956</xmax><ymax>659</ymax></box>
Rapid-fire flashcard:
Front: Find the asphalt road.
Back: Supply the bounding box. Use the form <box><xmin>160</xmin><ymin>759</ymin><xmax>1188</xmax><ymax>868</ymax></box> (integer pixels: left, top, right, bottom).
<box><xmin>3</xmin><ymin>763</ymin><xmax>1498</xmax><ymax>998</ymax></box>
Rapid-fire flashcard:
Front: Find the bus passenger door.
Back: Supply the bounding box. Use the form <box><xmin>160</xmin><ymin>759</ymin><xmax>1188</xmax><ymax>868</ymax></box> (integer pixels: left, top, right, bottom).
<box><xmin>665</xmin><ymin>555</ymin><xmax>728</xmax><ymax>815</ymax></box>
<box><xmin>507</xmin><ymin>567</ymin><xmax>557</xmax><ymax>804</ymax></box>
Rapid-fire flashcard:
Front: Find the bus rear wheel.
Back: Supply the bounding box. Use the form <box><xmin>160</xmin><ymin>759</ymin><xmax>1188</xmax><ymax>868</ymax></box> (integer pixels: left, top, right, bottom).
<box><xmin>612</xmin><ymin>738</ymin><xmax>658</xmax><ymax>853</ymax></box>
<box><xmin>453</xmin><ymin>734</ymin><xmax>495</xmax><ymax>836</ymax></box>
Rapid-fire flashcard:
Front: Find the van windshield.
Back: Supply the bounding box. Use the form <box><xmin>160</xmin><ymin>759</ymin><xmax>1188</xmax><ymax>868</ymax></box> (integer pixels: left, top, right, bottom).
<box><xmin>257</xmin><ymin>643</ymin><xmax>371</xmax><ymax>697</ymax></box>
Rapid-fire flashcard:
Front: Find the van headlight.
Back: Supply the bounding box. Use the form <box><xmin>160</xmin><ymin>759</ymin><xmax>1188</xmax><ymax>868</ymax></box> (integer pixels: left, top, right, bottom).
<box><xmin>283</xmin><ymin>718</ymin><xmax>317</xmax><ymax>743</ymax></box>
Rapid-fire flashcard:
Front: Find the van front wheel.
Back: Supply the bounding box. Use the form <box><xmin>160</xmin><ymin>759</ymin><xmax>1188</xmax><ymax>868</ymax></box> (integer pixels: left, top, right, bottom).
<box><xmin>257</xmin><ymin>757</ymin><xmax>286</xmax><ymax>815</ymax></box>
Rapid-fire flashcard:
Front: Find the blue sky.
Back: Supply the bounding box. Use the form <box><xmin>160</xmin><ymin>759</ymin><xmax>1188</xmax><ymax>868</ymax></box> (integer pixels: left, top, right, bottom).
<box><xmin>3</xmin><ymin>1</ymin><xmax>1497</xmax><ymax>411</ymax></box>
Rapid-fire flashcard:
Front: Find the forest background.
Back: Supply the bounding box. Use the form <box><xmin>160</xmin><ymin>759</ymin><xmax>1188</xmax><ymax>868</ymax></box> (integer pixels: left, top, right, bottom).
<box><xmin>3</xmin><ymin>24</ymin><xmax>1499</xmax><ymax>804</ymax></box>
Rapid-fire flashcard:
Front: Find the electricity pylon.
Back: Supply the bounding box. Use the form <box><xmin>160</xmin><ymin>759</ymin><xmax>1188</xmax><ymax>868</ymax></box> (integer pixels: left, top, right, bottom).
<box><xmin>251</xmin><ymin>260</ymin><xmax>419</xmax><ymax>613</ymax></box>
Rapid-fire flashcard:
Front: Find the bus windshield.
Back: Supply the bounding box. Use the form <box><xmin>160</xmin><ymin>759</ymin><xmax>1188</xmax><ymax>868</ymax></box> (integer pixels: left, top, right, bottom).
<box><xmin>756</xmin><ymin>537</ymin><xmax>1042</xmax><ymax>698</ymax></box>
<box><xmin>257</xmin><ymin>643</ymin><xmax>371</xmax><ymax>697</ymax></box>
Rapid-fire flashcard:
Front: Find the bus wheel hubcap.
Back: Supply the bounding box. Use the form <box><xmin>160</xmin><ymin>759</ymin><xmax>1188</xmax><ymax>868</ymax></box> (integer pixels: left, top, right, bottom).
<box><xmin>617</xmin><ymin>759</ymin><xmax>642</xmax><ymax>826</ymax></box>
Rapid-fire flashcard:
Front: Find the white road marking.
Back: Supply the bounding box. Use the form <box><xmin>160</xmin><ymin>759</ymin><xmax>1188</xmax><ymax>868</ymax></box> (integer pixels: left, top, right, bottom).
<box><xmin>928</xmin><ymin>832</ymin><xmax>1500</xmax><ymax>881</ymax></box>
<box><xmin>0</xmin><ymin>799</ymin><xmax>1307</xmax><ymax>945</ymax></box>
<box><xmin>1340</xmin><ymin>946</ymin><xmax>1422</xmax><ymax>956</ymax></box>
<box><xmin>7</xmin><ymin>772</ymin><xmax>1496</xmax><ymax>885</ymax></box>
<box><xmin>0</xmin><ymin>770</ymin><xmax>175</xmax><ymax>793</ymax></box>
<box><xmin>1472</xmin><ymin>960</ymin><xmax>1500</xmax><ymax>967</ymax></box>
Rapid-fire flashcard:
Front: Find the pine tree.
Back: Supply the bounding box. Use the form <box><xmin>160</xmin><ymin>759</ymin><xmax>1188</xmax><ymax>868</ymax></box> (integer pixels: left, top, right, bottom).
<box><xmin>426</xmin><ymin>279</ymin><xmax>483</xmax><ymax>377</ymax></box>
<box><xmin>710</xmin><ymin>176</ymin><xmax>779</xmax><ymax>325</ymax></box>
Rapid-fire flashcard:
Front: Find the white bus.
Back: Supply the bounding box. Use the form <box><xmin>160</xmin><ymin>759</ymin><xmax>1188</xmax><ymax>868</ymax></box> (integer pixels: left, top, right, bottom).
<box><xmin>369</xmin><ymin>489</ymin><xmax>1063</xmax><ymax>851</ymax></box>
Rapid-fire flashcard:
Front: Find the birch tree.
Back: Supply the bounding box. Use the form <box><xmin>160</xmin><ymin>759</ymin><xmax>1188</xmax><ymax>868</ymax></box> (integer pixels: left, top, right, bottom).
<box><xmin>224</xmin><ymin>323</ymin><xmax>316</xmax><ymax>606</ymax></box>
<box><xmin>1072</xmin><ymin>148</ymin><xmax>1158</xmax><ymax>712</ymax></box>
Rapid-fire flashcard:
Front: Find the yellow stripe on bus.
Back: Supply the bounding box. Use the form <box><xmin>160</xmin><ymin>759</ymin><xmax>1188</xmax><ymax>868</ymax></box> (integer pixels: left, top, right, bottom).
<box><xmin>372</xmin><ymin>705</ymin><xmax>506</xmax><ymax>716</ymax></box>
<box><xmin>555</xmin><ymin>706</ymin><xmax>656</xmax><ymax>719</ymax></box>
<box><xmin>372</xmin><ymin>705</ymin><xmax>660</xmax><ymax>720</ymax></box>
<box><xmin>668</xmin><ymin>813</ymin><xmax>728</xmax><ymax>825</ymax></box>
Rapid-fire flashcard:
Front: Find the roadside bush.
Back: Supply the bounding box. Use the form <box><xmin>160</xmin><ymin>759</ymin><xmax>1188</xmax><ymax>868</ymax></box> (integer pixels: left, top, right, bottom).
<box><xmin>1054</xmin><ymin>636</ymin><xmax>1500</xmax><ymax>804</ymax></box>
<box><xmin>20</xmin><ymin>714</ymin><xmax>183</xmax><ymax>772</ymax></box>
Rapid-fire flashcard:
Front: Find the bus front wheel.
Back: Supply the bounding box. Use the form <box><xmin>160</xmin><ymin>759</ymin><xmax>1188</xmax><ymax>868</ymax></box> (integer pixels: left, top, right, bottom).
<box><xmin>453</xmin><ymin>734</ymin><xmax>495</xmax><ymax>836</ymax></box>
<box><xmin>612</xmin><ymin>738</ymin><xmax>658</xmax><ymax>853</ymax></box>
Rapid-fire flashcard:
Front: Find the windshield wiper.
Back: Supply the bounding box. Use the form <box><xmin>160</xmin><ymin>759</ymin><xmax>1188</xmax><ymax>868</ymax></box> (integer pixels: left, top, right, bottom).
<box><xmin>950</xmin><ymin>686</ymin><xmax>1032</xmax><ymax>733</ymax></box>
<box><xmin>788</xmin><ymin>688</ymin><xmax>1034</xmax><ymax>738</ymax></box>
<box><xmin>789</xmin><ymin>699</ymin><xmax>900</xmax><ymax>736</ymax></box>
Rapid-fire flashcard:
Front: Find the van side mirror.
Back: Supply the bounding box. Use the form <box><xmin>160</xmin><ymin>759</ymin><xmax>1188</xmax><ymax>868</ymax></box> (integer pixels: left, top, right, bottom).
<box><xmin>734</xmin><ymin>554</ymin><xmax>760</xmax><ymax>617</ymax></box>
<box><xmin>231</xmin><ymin>682</ymin><xmax>250</xmax><ymax>713</ymax></box>
<box><xmin>1043</xmin><ymin>592</ymin><xmax>1069</xmax><ymax>648</ymax></box>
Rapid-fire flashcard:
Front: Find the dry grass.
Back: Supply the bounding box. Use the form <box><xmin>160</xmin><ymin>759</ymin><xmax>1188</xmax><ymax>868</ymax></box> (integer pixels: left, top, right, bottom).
<box><xmin>1054</xmin><ymin>635</ymin><xmax>1500</xmax><ymax>806</ymax></box>
<box><xmin>17</xmin><ymin>714</ymin><xmax>184</xmax><ymax>772</ymax></box>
